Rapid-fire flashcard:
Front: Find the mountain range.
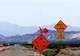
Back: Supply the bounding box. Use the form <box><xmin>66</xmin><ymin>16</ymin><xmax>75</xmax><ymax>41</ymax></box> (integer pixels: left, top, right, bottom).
<box><xmin>1</xmin><ymin>30</ymin><xmax>80</xmax><ymax>44</ymax></box>
<box><xmin>0</xmin><ymin>22</ymin><xmax>79</xmax><ymax>44</ymax></box>
<box><xmin>0</xmin><ymin>22</ymin><xmax>80</xmax><ymax>36</ymax></box>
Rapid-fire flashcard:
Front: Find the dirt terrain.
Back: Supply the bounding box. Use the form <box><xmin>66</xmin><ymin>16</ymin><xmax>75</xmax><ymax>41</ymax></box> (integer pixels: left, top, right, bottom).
<box><xmin>56</xmin><ymin>47</ymin><xmax>80</xmax><ymax>56</ymax></box>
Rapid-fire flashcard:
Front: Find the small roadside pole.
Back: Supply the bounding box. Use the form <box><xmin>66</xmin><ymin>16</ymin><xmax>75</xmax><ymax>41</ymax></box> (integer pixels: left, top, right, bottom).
<box><xmin>32</xmin><ymin>27</ymin><xmax>50</xmax><ymax>56</ymax></box>
<box><xmin>54</xmin><ymin>20</ymin><xmax>67</xmax><ymax>48</ymax></box>
<box><xmin>58</xmin><ymin>33</ymin><xmax>64</xmax><ymax>45</ymax></box>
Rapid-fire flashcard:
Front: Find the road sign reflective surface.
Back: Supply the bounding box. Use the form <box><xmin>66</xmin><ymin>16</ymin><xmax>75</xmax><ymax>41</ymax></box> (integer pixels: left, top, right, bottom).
<box><xmin>54</xmin><ymin>20</ymin><xmax>67</xmax><ymax>33</ymax></box>
<box><xmin>58</xmin><ymin>33</ymin><xmax>64</xmax><ymax>40</ymax></box>
<box><xmin>32</xmin><ymin>34</ymin><xmax>50</xmax><ymax>52</ymax></box>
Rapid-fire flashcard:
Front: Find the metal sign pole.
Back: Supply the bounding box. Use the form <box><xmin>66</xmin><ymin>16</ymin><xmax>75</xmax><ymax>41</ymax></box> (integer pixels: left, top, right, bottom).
<box><xmin>60</xmin><ymin>39</ymin><xmax>62</xmax><ymax>49</ymax></box>
<box><xmin>40</xmin><ymin>52</ymin><xmax>42</xmax><ymax>56</ymax></box>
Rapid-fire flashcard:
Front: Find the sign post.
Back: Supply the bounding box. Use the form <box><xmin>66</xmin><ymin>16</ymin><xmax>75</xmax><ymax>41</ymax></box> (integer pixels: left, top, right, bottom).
<box><xmin>54</xmin><ymin>20</ymin><xmax>67</xmax><ymax>47</ymax></box>
<box><xmin>32</xmin><ymin>27</ymin><xmax>50</xmax><ymax>56</ymax></box>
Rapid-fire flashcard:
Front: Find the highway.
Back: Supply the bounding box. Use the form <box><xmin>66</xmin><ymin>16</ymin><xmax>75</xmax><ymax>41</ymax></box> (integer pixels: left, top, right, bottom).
<box><xmin>0</xmin><ymin>45</ymin><xmax>44</xmax><ymax>56</ymax></box>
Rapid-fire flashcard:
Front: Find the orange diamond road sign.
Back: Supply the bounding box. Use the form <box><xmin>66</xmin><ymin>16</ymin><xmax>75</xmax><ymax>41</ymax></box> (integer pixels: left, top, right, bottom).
<box><xmin>54</xmin><ymin>20</ymin><xmax>67</xmax><ymax>33</ymax></box>
<box><xmin>58</xmin><ymin>33</ymin><xmax>64</xmax><ymax>39</ymax></box>
<box><xmin>32</xmin><ymin>34</ymin><xmax>50</xmax><ymax>52</ymax></box>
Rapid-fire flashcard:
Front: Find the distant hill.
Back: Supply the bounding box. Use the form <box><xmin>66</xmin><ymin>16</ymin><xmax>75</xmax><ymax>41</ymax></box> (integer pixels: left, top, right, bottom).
<box><xmin>0</xmin><ymin>22</ymin><xmax>39</xmax><ymax>36</ymax></box>
<box><xmin>2</xmin><ymin>30</ymin><xmax>79</xmax><ymax>44</ymax></box>
<box><xmin>0</xmin><ymin>22</ymin><xmax>79</xmax><ymax>36</ymax></box>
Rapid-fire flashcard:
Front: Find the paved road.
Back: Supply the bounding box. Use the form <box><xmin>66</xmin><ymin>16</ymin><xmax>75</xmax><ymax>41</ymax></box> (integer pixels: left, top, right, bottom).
<box><xmin>0</xmin><ymin>45</ymin><xmax>44</xmax><ymax>56</ymax></box>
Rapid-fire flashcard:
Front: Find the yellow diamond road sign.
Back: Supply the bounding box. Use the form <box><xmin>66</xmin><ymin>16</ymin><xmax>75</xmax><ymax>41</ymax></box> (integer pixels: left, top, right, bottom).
<box><xmin>54</xmin><ymin>20</ymin><xmax>67</xmax><ymax>33</ymax></box>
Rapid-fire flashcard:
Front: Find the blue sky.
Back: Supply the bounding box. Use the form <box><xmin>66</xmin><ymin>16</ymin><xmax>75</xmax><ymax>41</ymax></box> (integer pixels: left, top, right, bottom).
<box><xmin>0</xmin><ymin>0</ymin><xmax>80</xmax><ymax>27</ymax></box>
